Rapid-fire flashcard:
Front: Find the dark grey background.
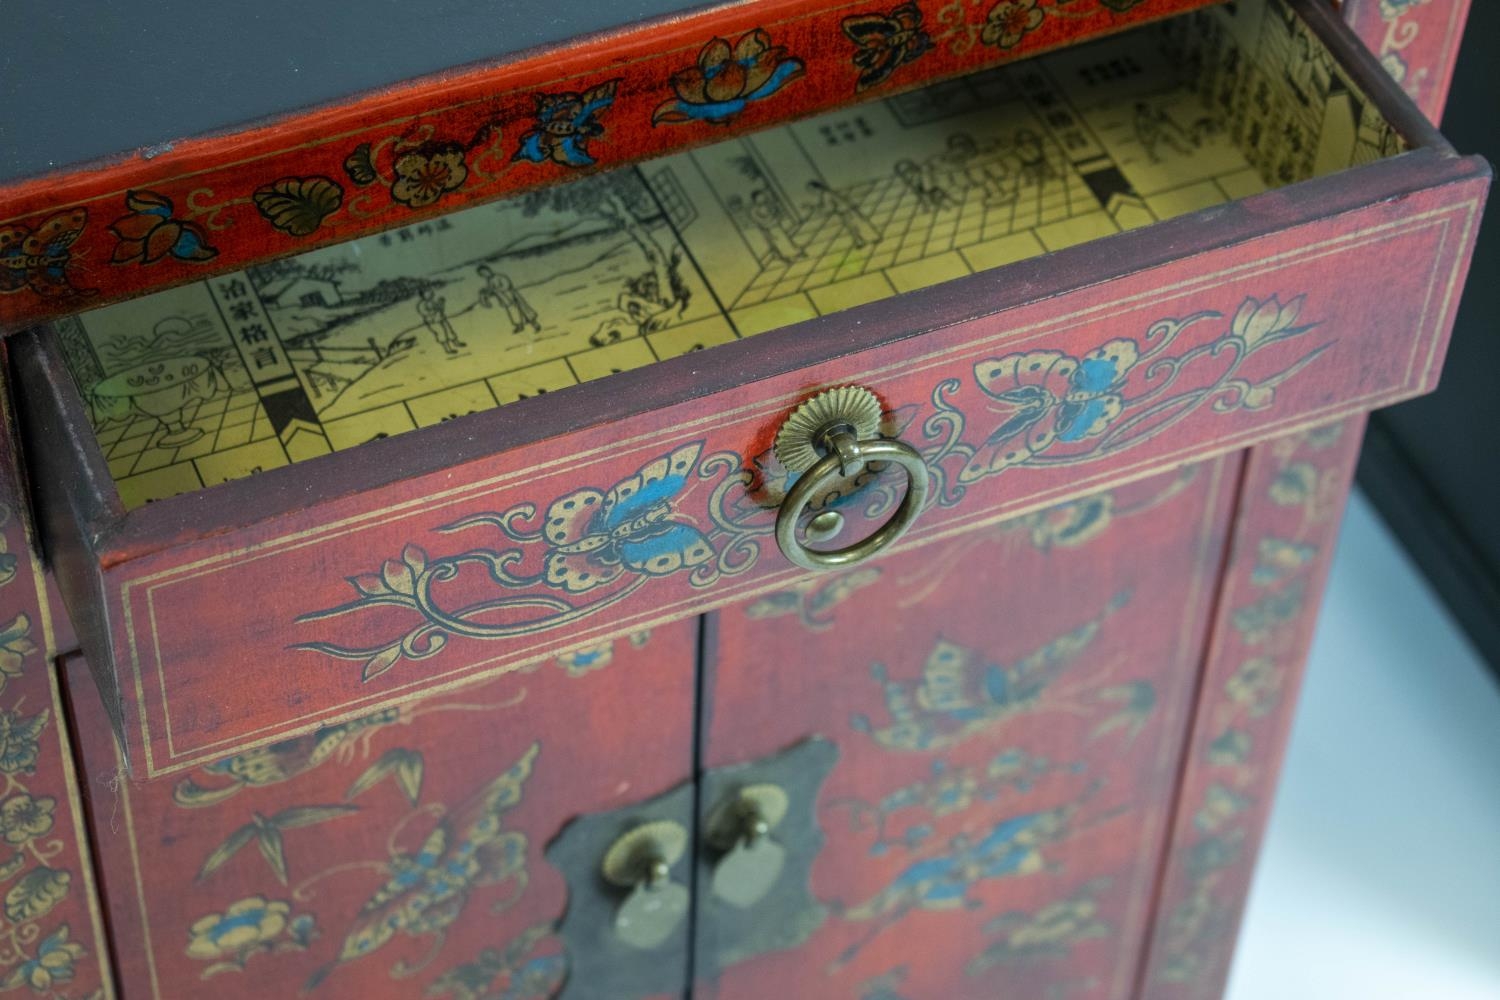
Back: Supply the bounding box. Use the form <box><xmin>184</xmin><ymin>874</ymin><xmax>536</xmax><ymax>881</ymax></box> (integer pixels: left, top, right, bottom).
<box><xmin>1358</xmin><ymin>0</ymin><xmax>1500</xmax><ymax>672</ymax></box>
<box><xmin>0</xmin><ymin>0</ymin><xmax>699</xmax><ymax>183</ymax></box>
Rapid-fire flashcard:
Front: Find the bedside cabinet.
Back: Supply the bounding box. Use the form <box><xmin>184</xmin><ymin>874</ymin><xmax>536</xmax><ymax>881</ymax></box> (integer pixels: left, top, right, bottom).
<box><xmin>0</xmin><ymin>1</ymin><xmax>1483</xmax><ymax>997</ymax></box>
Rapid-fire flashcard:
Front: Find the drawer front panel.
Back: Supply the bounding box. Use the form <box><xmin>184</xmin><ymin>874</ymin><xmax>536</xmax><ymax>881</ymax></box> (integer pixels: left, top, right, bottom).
<box><xmin>65</xmin><ymin>621</ymin><xmax>699</xmax><ymax>1000</ymax></box>
<box><xmin>694</xmin><ymin>457</ymin><xmax>1237</xmax><ymax>997</ymax></box>
<box><xmin>85</xmin><ymin>165</ymin><xmax>1485</xmax><ymax>779</ymax></box>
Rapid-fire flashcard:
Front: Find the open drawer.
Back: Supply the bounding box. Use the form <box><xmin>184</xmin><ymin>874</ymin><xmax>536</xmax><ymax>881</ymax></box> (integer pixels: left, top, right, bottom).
<box><xmin>13</xmin><ymin>0</ymin><xmax>1487</xmax><ymax>778</ymax></box>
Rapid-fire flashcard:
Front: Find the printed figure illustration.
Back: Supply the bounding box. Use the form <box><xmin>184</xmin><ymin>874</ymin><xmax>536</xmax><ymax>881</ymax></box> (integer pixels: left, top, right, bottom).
<box><xmin>742</xmin><ymin>189</ymin><xmax>806</xmax><ymax>264</ymax></box>
<box><xmin>927</xmin><ymin>133</ymin><xmax>1016</xmax><ymax>207</ymax></box>
<box><xmin>1132</xmin><ymin>101</ymin><xmax>1201</xmax><ymax>162</ymax></box>
<box><xmin>1012</xmin><ymin>128</ymin><xmax>1056</xmax><ymax>183</ymax></box>
<box><xmin>417</xmin><ymin>286</ymin><xmax>466</xmax><ymax>354</ymax></box>
<box><xmin>476</xmin><ymin>266</ymin><xmax>541</xmax><ymax>334</ymax></box>
<box><xmin>56</xmin><ymin>4</ymin><xmax>1397</xmax><ymax>509</ymax></box>
<box><xmin>894</xmin><ymin>159</ymin><xmax>954</xmax><ymax>211</ymax></box>
<box><xmin>806</xmin><ymin>179</ymin><xmax>882</xmax><ymax>247</ymax></box>
<box><xmin>851</xmin><ymin>594</ymin><xmax>1128</xmax><ymax>752</ymax></box>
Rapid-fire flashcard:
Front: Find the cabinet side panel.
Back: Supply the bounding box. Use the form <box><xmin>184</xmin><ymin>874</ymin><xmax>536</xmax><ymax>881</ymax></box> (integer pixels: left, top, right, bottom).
<box><xmin>1137</xmin><ymin>415</ymin><xmax>1366</xmax><ymax>999</ymax></box>
<box><xmin>63</xmin><ymin>620</ymin><xmax>698</xmax><ymax>1000</ymax></box>
<box><xmin>1342</xmin><ymin>0</ymin><xmax>1471</xmax><ymax>120</ymax></box>
<box><xmin>697</xmin><ymin>457</ymin><xmax>1240</xmax><ymax>999</ymax></box>
<box><xmin>0</xmin><ymin>366</ymin><xmax>115</xmax><ymax>997</ymax></box>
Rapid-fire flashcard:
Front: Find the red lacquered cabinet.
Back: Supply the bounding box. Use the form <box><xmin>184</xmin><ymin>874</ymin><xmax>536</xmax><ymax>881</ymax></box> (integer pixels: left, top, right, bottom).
<box><xmin>0</xmin><ymin>0</ymin><xmax>1483</xmax><ymax>997</ymax></box>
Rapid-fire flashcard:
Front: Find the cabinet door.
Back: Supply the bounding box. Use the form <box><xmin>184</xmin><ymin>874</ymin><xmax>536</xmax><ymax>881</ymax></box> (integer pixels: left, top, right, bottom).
<box><xmin>64</xmin><ymin>621</ymin><xmax>700</xmax><ymax>1000</ymax></box>
<box><xmin>692</xmin><ymin>457</ymin><xmax>1239</xmax><ymax>999</ymax></box>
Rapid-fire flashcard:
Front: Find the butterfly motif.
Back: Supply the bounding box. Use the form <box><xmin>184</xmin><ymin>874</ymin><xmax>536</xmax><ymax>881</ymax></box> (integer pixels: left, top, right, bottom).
<box><xmin>0</xmin><ymin>208</ymin><xmax>90</xmax><ymax>297</ymax></box>
<box><xmin>306</xmin><ymin>742</ymin><xmax>539</xmax><ymax>990</ymax></box>
<box><xmin>959</xmin><ymin>339</ymin><xmax>1141</xmax><ymax>484</ymax></box>
<box><xmin>841</xmin><ymin>4</ymin><xmax>932</xmax><ymax>92</ymax></box>
<box><xmin>853</xmin><ymin>595</ymin><xmax>1126</xmax><ymax>752</ymax></box>
<box><xmin>513</xmin><ymin>81</ymin><xmax>619</xmax><ymax>168</ymax></box>
<box><xmin>542</xmin><ymin>443</ymin><xmax>715</xmax><ymax>593</ymax></box>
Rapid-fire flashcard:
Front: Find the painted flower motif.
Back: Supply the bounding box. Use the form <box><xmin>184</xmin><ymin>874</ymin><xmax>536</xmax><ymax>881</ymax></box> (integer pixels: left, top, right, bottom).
<box><xmin>1208</xmin><ymin>728</ymin><xmax>1252</xmax><ymax>766</ymax></box>
<box><xmin>554</xmin><ymin>640</ymin><xmax>614</xmax><ymax>676</ymax></box>
<box><xmin>186</xmin><ymin>896</ymin><xmax>291</xmax><ymax>961</ymax></box>
<box><xmin>0</xmin><ymin>793</ymin><xmax>55</xmax><ymax>846</ymax></box>
<box><xmin>5</xmin><ymin>867</ymin><xmax>70</xmax><ymax>923</ymax></box>
<box><xmin>652</xmin><ymin>30</ymin><xmax>805</xmax><ymax>126</ymax></box>
<box><xmin>1230</xmin><ymin>293</ymin><xmax>1306</xmax><ymax>348</ymax></box>
<box><xmin>1250</xmin><ymin>537</ymin><xmax>1317</xmax><ymax>587</ymax></box>
<box><xmin>1268</xmin><ymin>462</ymin><xmax>1317</xmax><ymax>507</ymax></box>
<box><xmin>1377</xmin><ymin>50</ymin><xmax>1410</xmax><ymax>88</ymax></box>
<box><xmin>0</xmin><ymin>613</ymin><xmax>35</xmax><ymax>693</ymax></box>
<box><xmin>927</xmin><ymin>773</ymin><xmax>977</xmax><ymax>816</ymax></box>
<box><xmin>109</xmin><ymin>190</ymin><xmax>218</xmax><ymax>265</ymax></box>
<box><xmin>1194</xmin><ymin>783</ymin><xmax>1250</xmax><ymax>834</ymax></box>
<box><xmin>1379</xmin><ymin>0</ymin><xmax>1429</xmax><ymax>20</ymax></box>
<box><xmin>1225</xmin><ymin>657</ymin><xmax>1283</xmax><ymax>718</ymax></box>
<box><xmin>514</xmin><ymin>81</ymin><xmax>618</xmax><ymax>168</ymax></box>
<box><xmin>390</xmin><ymin>144</ymin><xmax>469</xmax><ymax>209</ymax></box>
<box><xmin>0</xmin><ymin>710</ymin><xmax>47</xmax><ymax>775</ymax></box>
<box><xmin>1014</xmin><ymin>494</ymin><xmax>1115</xmax><ymax>550</ymax></box>
<box><xmin>3</xmin><ymin>925</ymin><xmax>84</xmax><ymax>991</ymax></box>
<box><xmin>963</xmin><ymin>339</ymin><xmax>1141</xmax><ymax>482</ymax></box>
<box><xmin>842</xmin><ymin>4</ymin><xmax>932</xmax><ymax>92</ymax></box>
<box><xmin>982</xmin><ymin>0</ymin><xmax>1045</xmax><ymax>50</ymax></box>
<box><xmin>542</xmin><ymin>443</ymin><xmax>715</xmax><ymax>593</ymax></box>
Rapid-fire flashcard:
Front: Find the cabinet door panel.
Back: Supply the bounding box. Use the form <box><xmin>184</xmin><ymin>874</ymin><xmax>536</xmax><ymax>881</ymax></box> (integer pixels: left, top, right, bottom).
<box><xmin>63</xmin><ymin>621</ymin><xmax>698</xmax><ymax>1000</ymax></box>
<box><xmin>695</xmin><ymin>457</ymin><xmax>1240</xmax><ymax>999</ymax></box>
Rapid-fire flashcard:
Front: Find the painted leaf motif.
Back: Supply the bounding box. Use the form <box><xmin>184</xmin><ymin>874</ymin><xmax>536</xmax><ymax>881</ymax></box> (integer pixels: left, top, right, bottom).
<box><xmin>346</xmin><ymin>749</ymin><xmax>425</xmax><ymax>806</ymax></box>
<box><xmin>274</xmin><ymin>804</ymin><xmax>359</xmax><ymax>829</ymax></box>
<box><xmin>343</xmin><ymin>143</ymin><xmax>377</xmax><ymax>186</ymax></box>
<box><xmin>256</xmin><ymin>824</ymin><xmax>288</xmax><ymax>884</ymax></box>
<box><xmin>197</xmin><ymin>825</ymin><xmax>257</xmax><ymax>882</ymax></box>
<box><xmin>253</xmin><ymin>176</ymin><xmax>344</xmax><ymax>236</ymax></box>
<box><xmin>124</xmin><ymin>189</ymin><xmax>173</xmax><ymax>214</ymax></box>
<box><xmin>362</xmin><ymin>646</ymin><xmax>403</xmax><ymax>682</ymax></box>
<box><xmin>5</xmin><ymin>867</ymin><xmax>69</xmax><ymax>922</ymax></box>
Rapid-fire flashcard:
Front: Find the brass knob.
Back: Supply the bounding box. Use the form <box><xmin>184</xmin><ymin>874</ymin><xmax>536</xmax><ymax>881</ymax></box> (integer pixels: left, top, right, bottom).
<box><xmin>773</xmin><ymin>386</ymin><xmax>930</xmax><ymax>571</ymax></box>
<box><xmin>707</xmin><ymin>784</ymin><xmax>790</xmax><ymax>909</ymax></box>
<box><xmin>601</xmin><ymin>820</ymin><xmax>689</xmax><ymax>950</ymax></box>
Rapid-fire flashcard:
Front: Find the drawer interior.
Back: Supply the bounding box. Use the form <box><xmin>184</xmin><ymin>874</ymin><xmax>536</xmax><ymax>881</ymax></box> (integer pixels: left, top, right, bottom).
<box><xmin>50</xmin><ymin>0</ymin><xmax>1407</xmax><ymax>509</ymax></box>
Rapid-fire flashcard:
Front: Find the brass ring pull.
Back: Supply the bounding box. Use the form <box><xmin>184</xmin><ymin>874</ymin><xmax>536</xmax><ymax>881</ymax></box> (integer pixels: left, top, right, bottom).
<box><xmin>773</xmin><ymin>387</ymin><xmax>931</xmax><ymax>571</ymax></box>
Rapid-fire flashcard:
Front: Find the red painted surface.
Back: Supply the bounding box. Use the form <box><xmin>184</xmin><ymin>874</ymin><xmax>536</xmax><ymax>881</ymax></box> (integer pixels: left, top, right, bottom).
<box><xmin>49</xmin><ymin>161</ymin><xmax>1480</xmax><ymax>780</ymax></box>
<box><xmin>1138</xmin><ymin>416</ymin><xmax>1366</xmax><ymax>999</ymax></box>
<box><xmin>0</xmin><ymin>379</ymin><xmax>112</xmax><ymax>998</ymax></box>
<box><xmin>0</xmin><ymin>0</ymin><xmax>1215</xmax><ymax>333</ymax></box>
<box><xmin>64</xmin><ymin>620</ymin><xmax>697</xmax><ymax>1000</ymax></box>
<box><xmin>1342</xmin><ymin>0</ymin><xmax>1471</xmax><ymax>121</ymax></box>
<box><xmin>697</xmin><ymin>458</ymin><xmax>1237</xmax><ymax>997</ymax></box>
